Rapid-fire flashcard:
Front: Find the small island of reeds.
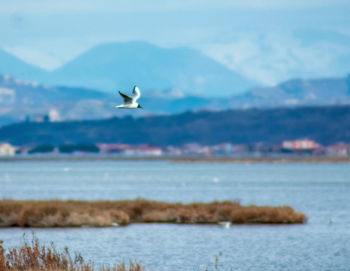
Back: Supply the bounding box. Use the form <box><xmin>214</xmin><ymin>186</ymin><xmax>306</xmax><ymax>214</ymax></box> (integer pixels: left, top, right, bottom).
<box><xmin>0</xmin><ymin>199</ymin><xmax>306</xmax><ymax>227</ymax></box>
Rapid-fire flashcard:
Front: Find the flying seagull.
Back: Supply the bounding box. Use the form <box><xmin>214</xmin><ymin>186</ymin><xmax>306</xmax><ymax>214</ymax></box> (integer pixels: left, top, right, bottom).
<box><xmin>116</xmin><ymin>86</ymin><xmax>142</xmax><ymax>109</ymax></box>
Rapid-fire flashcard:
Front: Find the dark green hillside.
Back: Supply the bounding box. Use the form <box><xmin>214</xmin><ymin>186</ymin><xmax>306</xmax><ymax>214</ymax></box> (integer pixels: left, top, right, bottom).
<box><xmin>1</xmin><ymin>105</ymin><xmax>349</xmax><ymax>146</ymax></box>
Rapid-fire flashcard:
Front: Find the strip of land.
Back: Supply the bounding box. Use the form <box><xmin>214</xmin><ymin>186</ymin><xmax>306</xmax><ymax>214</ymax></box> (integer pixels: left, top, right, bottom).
<box><xmin>170</xmin><ymin>156</ymin><xmax>350</xmax><ymax>163</ymax></box>
<box><xmin>0</xmin><ymin>199</ymin><xmax>306</xmax><ymax>227</ymax></box>
<box><xmin>0</xmin><ymin>155</ymin><xmax>349</xmax><ymax>163</ymax></box>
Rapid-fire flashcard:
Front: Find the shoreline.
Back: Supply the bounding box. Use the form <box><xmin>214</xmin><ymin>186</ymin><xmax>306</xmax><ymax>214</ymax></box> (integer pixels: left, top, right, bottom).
<box><xmin>0</xmin><ymin>155</ymin><xmax>349</xmax><ymax>163</ymax></box>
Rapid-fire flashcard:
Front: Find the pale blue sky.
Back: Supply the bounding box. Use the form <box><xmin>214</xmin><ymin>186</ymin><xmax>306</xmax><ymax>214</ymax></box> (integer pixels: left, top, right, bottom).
<box><xmin>1</xmin><ymin>0</ymin><xmax>350</xmax><ymax>85</ymax></box>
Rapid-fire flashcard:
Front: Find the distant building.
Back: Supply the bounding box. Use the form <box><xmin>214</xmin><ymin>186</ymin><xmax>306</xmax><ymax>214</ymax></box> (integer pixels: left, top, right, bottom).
<box><xmin>282</xmin><ymin>139</ymin><xmax>319</xmax><ymax>152</ymax></box>
<box><xmin>165</xmin><ymin>146</ymin><xmax>182</xmax><ymax>156</ymax></box>
<box><xmin>182</xmin><ymin>143</ymin><xmax>211</xmax><ymax>155</ymax></box>
<box><xmin>97</xmin><ymin>143</ymin><xmax>130</xmax><ymax>153</ymax></box>
<box><xmin>326</xmin><ymin>143</ymin><xmax>350</xmax><ymax>157</ymax></box>
<box><xmin>124</xmin><ymin>144</ymin><xmax>163</xmax><ymax>156</ymax></box>
<box><xmin>29</xmin><ymin>109</ymin><xmax>60</xmax><ymax>123</ymax></box>
<box><xmin>48</xmin><ymin>109</ymin><xmax>61</xmax><ymax>122</ymax></box>
<box><xmin>97</xmin><ymin>143</ymin><xmax>163</xmax><ymax>156</ymax></box>
<box><xmin>0</xmin><ymin>143</ymin><xmax>16</xmax><ymax>156</ymax></box>
<box><xmin>211</xmin><ymin>143</ymin><xmax>233</xmax><ymax>155</ymax></box>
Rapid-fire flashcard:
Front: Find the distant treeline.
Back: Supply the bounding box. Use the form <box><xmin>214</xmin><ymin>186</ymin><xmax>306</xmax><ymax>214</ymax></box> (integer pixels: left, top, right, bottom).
<box><xmin>28</xmin><ymin>144</ymin><xmax>99</xmax><ymax>154</ymax></box>
<box><xmin>1</xmin><ymin>105</ymin><xmax>350</xmax><ymax>146</ymax></box>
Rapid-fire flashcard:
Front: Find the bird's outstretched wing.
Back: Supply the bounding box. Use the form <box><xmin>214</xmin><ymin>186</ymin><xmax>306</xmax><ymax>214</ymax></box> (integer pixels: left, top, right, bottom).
<box><xmin>131</xmin><ymin>86</ymin><xmax>141</xmax><ymax>101</ymax></box>
<box><xmin>119</xmin><ymin>91</ymin><xmax>133</xmax><ymax>104</ymax></box>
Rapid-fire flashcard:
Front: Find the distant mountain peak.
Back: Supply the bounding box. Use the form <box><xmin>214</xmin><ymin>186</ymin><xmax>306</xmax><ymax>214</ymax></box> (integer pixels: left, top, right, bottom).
<box><xmin>228</xmin><ymin>75</ymin><xmax>350</xmax><ymax>108</ymax></box>
<box><xmin>0</xmin><ymin>42</ymin><xmax>254</xmax><ymax>97</ymax></box>
<box><xmin>0</xmin><ymin>48</ymin><xmax>48</xmax><ymax>81</ymax></box>
<box><xmin>43</xmin><ymin>41</ymin><xmax>255</xmax><ymax>96</ymax></box>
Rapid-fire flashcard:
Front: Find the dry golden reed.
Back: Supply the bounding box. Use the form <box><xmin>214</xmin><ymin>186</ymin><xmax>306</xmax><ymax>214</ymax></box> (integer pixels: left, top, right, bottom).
<box><xmin>0</xmin><ymin>199</ymin><xmax>306</xmax><ymax>227</ymax></box>
<box><xmin>0</xmin><ymin>237</ymin><xmax>143</xmax><ymax>271</ymax></box>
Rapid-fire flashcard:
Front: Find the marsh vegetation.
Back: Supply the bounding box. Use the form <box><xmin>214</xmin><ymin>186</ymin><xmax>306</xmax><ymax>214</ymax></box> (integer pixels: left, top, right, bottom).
<box><xmin>0</xmin><ymin>238</ymin><xmax>143</xmax><ymax>271</ymax></box>
<box><xmin>0</xmin><ymin>199</ymin><xmax>306</xmax><ymax>227</ymax></box>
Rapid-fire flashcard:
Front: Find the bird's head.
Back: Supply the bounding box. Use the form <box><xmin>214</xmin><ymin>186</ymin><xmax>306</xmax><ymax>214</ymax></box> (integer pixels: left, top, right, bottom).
<box><xmin>137</xmin><ymin>104</ymin><xmax>143</xmax><ymax>109</ymax></box>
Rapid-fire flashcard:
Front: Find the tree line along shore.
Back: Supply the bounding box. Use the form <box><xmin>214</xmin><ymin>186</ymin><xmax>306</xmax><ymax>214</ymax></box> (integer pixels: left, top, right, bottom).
<box><xmin>0</xmin><ymin>199</ymin><xmax>306</xmax><ymax>227</ymax></box>
<box><xmin>1</xmin><ymin>105</ymin><xmax>350</xmax><ymax>146</ymax></box>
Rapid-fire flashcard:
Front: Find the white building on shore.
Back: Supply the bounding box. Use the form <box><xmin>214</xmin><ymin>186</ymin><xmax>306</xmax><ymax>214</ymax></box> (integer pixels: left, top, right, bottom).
<box><xmin>0</xmin><ymin>143</ymin><xmax>16</xmax><ymax>156</ymax></box>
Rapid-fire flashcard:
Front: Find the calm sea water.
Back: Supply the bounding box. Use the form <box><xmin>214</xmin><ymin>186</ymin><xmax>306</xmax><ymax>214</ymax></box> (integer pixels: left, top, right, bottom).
<box><xmin>0</xmin><ymin>161</ymin><xmax>349</xmax><ymax>270</ymax></box>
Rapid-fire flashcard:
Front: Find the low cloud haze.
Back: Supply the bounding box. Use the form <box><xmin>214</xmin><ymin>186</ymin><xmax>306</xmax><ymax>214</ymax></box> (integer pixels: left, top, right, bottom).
<box><xmin>1</xmin><ymin>0</ymin><xmax>349</xmax><ymax>85</ymax></box>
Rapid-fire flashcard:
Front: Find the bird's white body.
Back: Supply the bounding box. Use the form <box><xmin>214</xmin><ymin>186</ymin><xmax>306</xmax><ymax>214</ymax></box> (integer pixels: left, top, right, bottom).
<box><xmin>116</xmin><ymin>86</ymin><xmax>142</xmax><ymax>109</ymax></box>
<box><xmin>116</xmin><ymin>103</ymin><xmax>139</xmax><ymax>109</ymax></box>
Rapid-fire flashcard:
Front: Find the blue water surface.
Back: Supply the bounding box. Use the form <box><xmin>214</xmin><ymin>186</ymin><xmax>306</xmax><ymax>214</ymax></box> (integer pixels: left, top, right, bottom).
<box><xmin>0</xmin><ymin>161</ymin><xmax>349</xmax><ymax>270</ymax></box>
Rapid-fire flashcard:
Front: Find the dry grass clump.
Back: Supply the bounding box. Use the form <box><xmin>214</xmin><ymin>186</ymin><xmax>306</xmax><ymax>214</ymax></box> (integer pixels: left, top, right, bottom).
<box><xmin>0</xmin><ymin>238</ymin><xmax>143</xmax><ymax>271</ymax></box>
<box><xmin>0</xmin><ymin>199</ymin><xmax>306</xmax><ymax>227</ymax></box>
